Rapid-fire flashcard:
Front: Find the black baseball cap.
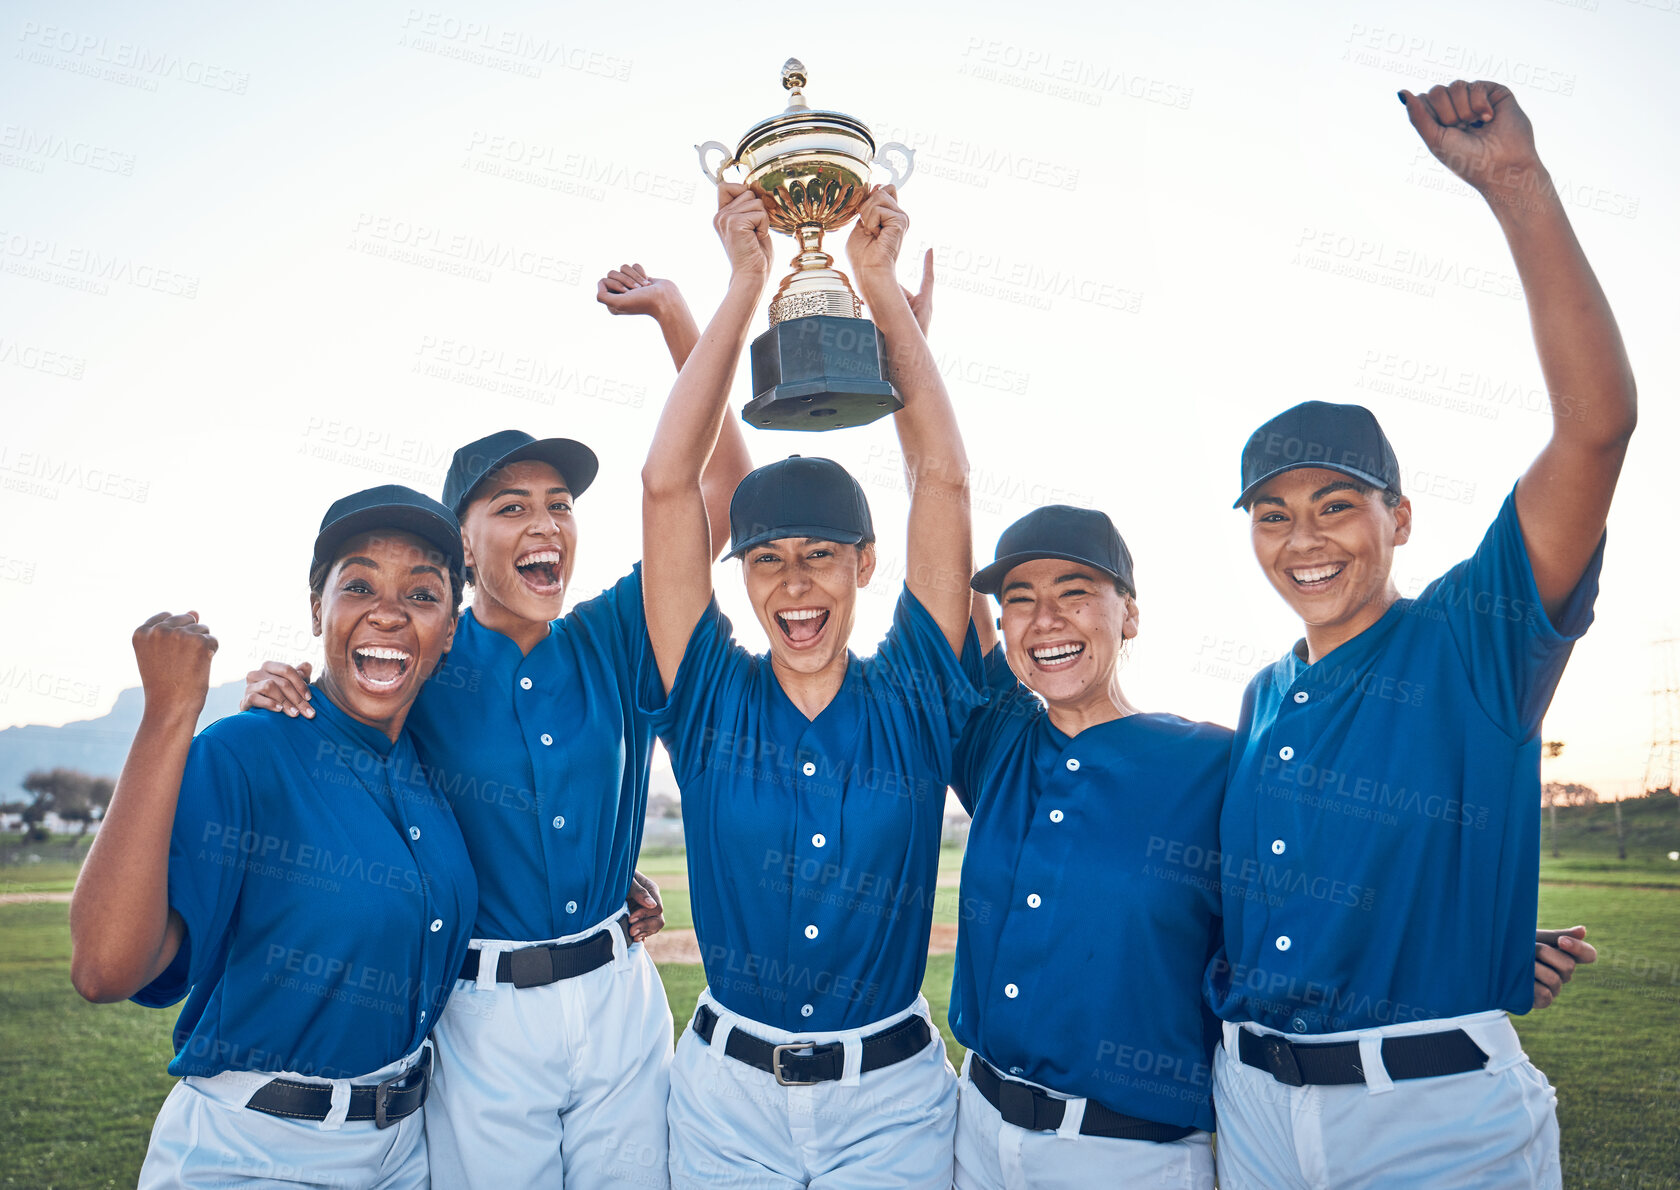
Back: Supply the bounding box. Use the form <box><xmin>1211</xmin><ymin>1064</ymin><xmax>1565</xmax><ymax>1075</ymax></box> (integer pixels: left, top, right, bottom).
<box><xmin>971</xmin><ymin>505</ymin><xmax>1136</xmax><ymax>598</ymax></box>
<box><xmin>312</xmin><ymin>485</ymin><xmax>465</xmax><ymax>580</ymax></box>
<box><xmin>727</xmin><ymin>456</ymin><xmax>874</xmax><ymax>559</ymax></box>
<box><xmin>1234</xmin><ymin>401</ymin><xmax>1400</xmax><ymax>508</ymax></box>
<box><xmin>442</xmin><ymin>429</ymin><xmax>599</xmax><ymax>514</ymax></box>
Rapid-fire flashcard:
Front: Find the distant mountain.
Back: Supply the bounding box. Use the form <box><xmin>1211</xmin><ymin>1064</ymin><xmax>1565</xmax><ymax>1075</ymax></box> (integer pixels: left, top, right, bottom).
<box><xmin>0</xmin><ymin>682</ymin><xmax>246</xmax><ymax>797</ymax></box>
<box><xmin>1</xmin><ymin>683</ymin><xmax>688</xmax><ymax>823</ymax></box>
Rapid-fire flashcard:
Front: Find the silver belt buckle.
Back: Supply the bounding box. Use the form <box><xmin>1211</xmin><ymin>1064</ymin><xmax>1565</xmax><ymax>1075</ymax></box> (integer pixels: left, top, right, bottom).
<box><xmin>374</xmin><ymin>1047</ymin><xmax>430</xmax><ymax>1129</ymax></box>
<box><xmin>771</xmin><ymin>1042</ymin><xmax>819</xmax><ymax>1087</ymax></box>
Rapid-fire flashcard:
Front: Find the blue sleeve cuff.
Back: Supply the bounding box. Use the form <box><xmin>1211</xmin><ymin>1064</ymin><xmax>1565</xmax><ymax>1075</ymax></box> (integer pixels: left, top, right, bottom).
<box><xmin>981</xmin><ymin>644</ymin><xmax>1016</xmax><ymax>695</ymax></box>
<box><xmin>131</xmin><ymin>925</ymin><xmax>193</xmax><ymax>1008</ymax></box>
<box><xmin>636</xmin><ymin>597</ymin><xmax>731</xmax><ymax>738</ymax></box>
<box><xmin>1495</xmin><ymin>482</ymin><xmax>1604</xmax><ymax>644</ymax></box>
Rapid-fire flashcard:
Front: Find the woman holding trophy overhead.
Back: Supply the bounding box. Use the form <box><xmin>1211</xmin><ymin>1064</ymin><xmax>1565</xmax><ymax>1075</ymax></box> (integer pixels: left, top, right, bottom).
<box><xmin>640</xmin><ymin>166</ymin><xmax>980</xmax><ymax>1186</ymax></box>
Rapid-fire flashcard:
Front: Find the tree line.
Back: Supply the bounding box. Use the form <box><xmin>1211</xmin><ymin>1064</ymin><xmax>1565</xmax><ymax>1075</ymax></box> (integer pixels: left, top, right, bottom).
<box><xmin>2</xmin><ymin>768</ymin><xmax>114</xmax><ymax>841</ymax></box>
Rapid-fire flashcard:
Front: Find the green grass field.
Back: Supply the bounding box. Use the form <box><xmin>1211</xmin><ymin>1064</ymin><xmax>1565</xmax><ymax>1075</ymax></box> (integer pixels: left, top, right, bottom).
<box><xmin>1539</xmin><ymin>794</ymin><xmax>1680</xmax><ymax>890</ymax></box>
<box><xmin>4</xmin><ymin>809</ymin><xmax>1676</xmax><ymax>1187</ymax></box>
<box><xmin>0</xmin><ymin>861</ymin><xmax>83</xmax><ymax>897</ymax></box>
<box><xmin>4</xmin><ymin>885</ymin><xmax>1674</xmax><ymax>1188</ymax></box>
<box><xmin>0</xmin><ymin>904</ymin><xmax>968</xmax><ymax>1189</ymax></box>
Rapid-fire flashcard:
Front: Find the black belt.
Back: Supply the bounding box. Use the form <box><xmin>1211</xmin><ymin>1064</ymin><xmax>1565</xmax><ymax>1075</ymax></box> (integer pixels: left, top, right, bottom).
<box><xmin>691</xmin><ymin>1003</ymin><xmax>931</xmax><ymax>1087</ymax></box>
<box><xmin>459</xmin><ymin>916</ymin><xmax>629</xmax><ymax>988</ymax></box>
<box><xmin>245</xmin><ymin>1047</ymin><xmax>430</xmax><ymax>1130</ymax></box>
<box><xmin>1237</xmin><ymin>1026</ymin><xmax>1488</xmax><ymax>1087</ymax></box>
<box><xmin>968</xmin><ymin>1056</ymin><xmax>1195</xmax><ymax>1143</ymax></box>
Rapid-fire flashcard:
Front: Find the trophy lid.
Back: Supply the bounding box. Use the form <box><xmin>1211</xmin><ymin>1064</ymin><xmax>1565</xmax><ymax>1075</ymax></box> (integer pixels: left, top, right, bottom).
<box><xmin>735</xmin><ymin>58</ymin><xmax>876</xmax><ymax>155</ymax></box>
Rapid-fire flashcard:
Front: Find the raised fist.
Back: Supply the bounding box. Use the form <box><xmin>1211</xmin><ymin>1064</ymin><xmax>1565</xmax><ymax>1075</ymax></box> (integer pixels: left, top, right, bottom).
<box><xmin>132</xmin><ymin>611</ymin><xmax>217</xmax><ymax>716</ymax></box>
<box><xmin>1399</xmin><ymin>81</ymin><xmax>1542</xmax><ymax>203</ymax></box>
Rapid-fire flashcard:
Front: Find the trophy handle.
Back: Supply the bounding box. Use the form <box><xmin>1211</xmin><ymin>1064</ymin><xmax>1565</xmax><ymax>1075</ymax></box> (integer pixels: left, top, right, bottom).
<box><xmin>695</xmin><ymin>141</ymin><xmax>737</xmax><ymax>185</ymax></box>
<box><xmin>873</xmin><ymin>142</ymin><xmax>916</xmax><ymax>190</ymax></box>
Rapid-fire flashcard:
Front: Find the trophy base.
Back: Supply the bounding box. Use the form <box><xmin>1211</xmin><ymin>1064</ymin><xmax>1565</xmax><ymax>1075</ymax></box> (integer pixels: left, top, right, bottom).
<box><xmin>745</xmin><ymin>315</ymin><xmax>903</xmax><ymax>432</ymax></box>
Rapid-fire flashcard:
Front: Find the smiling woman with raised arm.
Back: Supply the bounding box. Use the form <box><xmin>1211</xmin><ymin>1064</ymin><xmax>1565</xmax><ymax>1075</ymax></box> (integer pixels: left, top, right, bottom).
<box><xmin>71</xmin><ymin>486</ymin><xmax>477</xmax><ymax>1189</ymax></box>
<box><xmin>640</xmin><ymin>181</ymin><xmax>978</xmax><ymax>1188</ymax></box>
<box><xmin>1210</xmin><ymin>81</ymin><xmax>1635</xmax><ymax>1189</ymax></box>
<box><xmin>945</xmin><ymin>488</ymin><xmax>1599</xmax><ymax>1190</ymax></box>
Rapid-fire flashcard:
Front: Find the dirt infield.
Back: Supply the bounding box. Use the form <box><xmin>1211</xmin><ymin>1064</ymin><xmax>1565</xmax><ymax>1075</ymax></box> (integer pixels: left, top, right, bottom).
<box><xmin>0</xmin><ymin>892</ymin><xmax>72</xmax><ymax>906</ymax></box>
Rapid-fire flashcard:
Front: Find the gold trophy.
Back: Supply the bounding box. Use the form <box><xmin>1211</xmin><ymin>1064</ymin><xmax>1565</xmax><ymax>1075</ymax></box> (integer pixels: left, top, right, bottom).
<box><xmin>696</xmin><ymin>58</ymin><xmax>915</xmax><ymax>431</ymax></box>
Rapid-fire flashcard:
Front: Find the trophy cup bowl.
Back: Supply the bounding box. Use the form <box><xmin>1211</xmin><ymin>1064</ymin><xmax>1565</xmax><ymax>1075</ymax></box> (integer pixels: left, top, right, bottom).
<box><xmin>696</xmin><ymin>59</ymin><xmax>915</xmax><ymax>431</ymax></box>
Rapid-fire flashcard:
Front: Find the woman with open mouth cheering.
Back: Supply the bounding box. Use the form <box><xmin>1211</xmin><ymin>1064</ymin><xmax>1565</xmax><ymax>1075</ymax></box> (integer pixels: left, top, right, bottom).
<box><xmin>239</xmin><ymin>263</ymin><xmax>751</xmax><ymax>1189</ymax></box>
<box><xmin>71</xmin><ymin>485</ymin><xmax>477</xmax><ymax>1188</ymax></box>
<box><xmin>640</xmin><ymin>180</ymin><xmax>980</xmax><ymax>1188</ymax></box>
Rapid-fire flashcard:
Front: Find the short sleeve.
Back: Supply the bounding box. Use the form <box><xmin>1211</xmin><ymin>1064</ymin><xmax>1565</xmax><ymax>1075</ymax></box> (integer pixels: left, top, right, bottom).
<box><xmin>132</xmin><ymin>733</ymin><xmax>252</xmax><ymax>1008</ymax></box>
<box><xmin>951</xmin><ymin>645</ymin><xmax>1036</xmax><ymax>814</ymax></box>
<box><xmin>569</xmin><ymin>563</ymin><xmax>665</xmax><ymax>714</ymax></box>
<box><xmin>1420</xmin><ymin>484</ymin><xmax>1604</xmax><ymax>736</ymax></box>
<box><xmin>641</xmin><ymin>598</ymin><xmax>754</xmax><ymax>786</ymax></box>
<box><xmin>871</xmin><ymin>587</ymin><xmax>984</xmax><ymax>788</ymax></box>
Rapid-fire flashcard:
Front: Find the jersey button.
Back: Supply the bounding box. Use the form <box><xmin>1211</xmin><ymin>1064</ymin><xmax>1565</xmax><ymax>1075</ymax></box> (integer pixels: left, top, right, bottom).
<box><xmin>420</xmin><ymin>1010</ymin><xmax>427</xmax><ymax>1021</ymax></box>
<box><xmin>1010</xmin><ymin>1066</ymin><xmax>1024</xmax><ymax>1076</ymax></box>
<box><xmin>1026</xmin><ymin>894</ymin><xmax>1041</xmax><ymax>908</ymax></box>
<box><xmin>1004</xmin><ymin>983</ymin><xmax>1019</xmax><ymax>999</ymax></box>
<box><xmin>1291</xmin><ymin>1017</ymin><xmax>1308</xmax><ymax>1033</ymax></box>
<box><xmin>1293</xmin><ymin>691</ymin><xmax>1309</xmax><ymax>704</ymax></box>
<box><xmin>804</xmin><ymin>924</ymin><xmax>819</xmax><ymax>940</ymax></box>
<box><xmin>1275</xmin><ymin>935</ymin><xmax>1291</xmax><ymax>951</ymax></box>
<box><xmin>408</xmin><ymin>826</ymin><xmax>421</xmax><ymax>841</ymax></box>
<box><xmin>566</xmin><ymin>900</ymin><xmax>578</xmax><ymax>914</ymax></box>
<box><xmin>802</xmin><ymin>761</ymin><xmax>816</xmax><ymax>776</ymax></box>
<box><xmin>1065</xmin><ymin>758</ymin><xmax>1080</xmax><ymax>772</ymax></box>
<box><xmin>1278</xmin><ymin>746</ymin><xmax>1294</xmax><ymax>761</ymax></box>
<box><xmin>519</xmin><ymin>677</ymin><xmax>533</xmax><ymax>690</ymax></box>
<box><xmin>429</xmin><ymin>919</ymin><xmax>442</xmax><ymax>933</ymax></box>
<box><xmin>1048</xmin><ymin>809</ymin><xmax>1064</xmax><ymax>823</ymax></box>
<box><xmin>812</xmin><ymin>833</ymin><xmax>826</xmax><ymax>848</ymax></box>
<box><xmin>801</xmin><ymin>1004</ymin><xmax>814</xmax><ymax>1018</ymax></box>
<box><xmin>1271</xmin><ymin>839</ymin><xmax>1286</xmax><ymax>855</ymax></box>
<box><xmin>540</xmin><ymin>733</ymin><xmax>553</xmax><ymax>746</ymax></box>
<box><xmin>552</xmin><ymin>815</ymin><xmax>565</xmax><ymax>829</ymax></box>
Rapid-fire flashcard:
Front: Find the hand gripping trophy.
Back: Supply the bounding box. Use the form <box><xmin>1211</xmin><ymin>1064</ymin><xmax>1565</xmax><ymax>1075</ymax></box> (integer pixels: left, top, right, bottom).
<box><xmin>696</xmin><ymin>58</ymin><xmax>915</xmax><ymax>431</ymax></box>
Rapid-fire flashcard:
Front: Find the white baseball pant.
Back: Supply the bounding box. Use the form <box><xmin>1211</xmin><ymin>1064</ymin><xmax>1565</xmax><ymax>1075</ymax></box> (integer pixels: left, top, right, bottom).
<box><xmin>1213</xmin><ymin>1010</ymin><xmax>1561</xmax><ymax>1190</ymax></box>
<box><xmin>952</xmin><ymin>1053</ymin><xmax>1215</xmax><ymax>1190</ymax></box>
<box><xmin>137</xmin><ymin>1044</ymin><xmax>430</xmax><ymax>1189</ymax></box>
<box><xmin>426</xmin><ymin>914</ymin><xmax>674</xmax><ymax>1189</ymax></box>
<box><xmin>667</xmin><ymin>989</ymin><xmax>957</xmax><ymax>1189</ymax></box>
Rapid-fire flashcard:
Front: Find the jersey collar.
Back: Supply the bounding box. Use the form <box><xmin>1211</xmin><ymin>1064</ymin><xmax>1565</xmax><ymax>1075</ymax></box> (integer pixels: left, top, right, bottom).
<box><xmin>458</xmin><ymin>604</ymin><xmax>556</xmax><ymax>658</ymax></box>
<box><xmin>1275</xmin><ymin>597</ymin><xmax>1413</xmax><ymax>695</ymax></box>
<box><xmin>307</xmin><ymin>684</ymin><xmax>401</xmax><ymax>759</ymax></box>
<box><xmin>765</xmin><ymin>649</ymin><xmax>863</xmax><ymax>726</ymax></box>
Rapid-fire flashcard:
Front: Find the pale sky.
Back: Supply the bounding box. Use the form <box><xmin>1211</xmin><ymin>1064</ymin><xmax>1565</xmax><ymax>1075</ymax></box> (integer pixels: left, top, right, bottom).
<box><xmin>2</xmin><ymin>0</ymin><xmax>1674</xmax><ymax>797</ymax></box>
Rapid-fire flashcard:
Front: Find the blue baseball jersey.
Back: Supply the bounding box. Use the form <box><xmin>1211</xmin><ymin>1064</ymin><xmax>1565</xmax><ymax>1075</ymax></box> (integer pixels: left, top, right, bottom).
<box><xmin>649</xmin><ymin>586</ymin><xmax>980</xmax><ymax>1032</ymax></box>
<box><xmin>135</xmin><ymin>693</ymin><xmax>477</xmax><ymax>1079</ymax></box>
<box><xmin>950</xmin><ymin>647</ymin><xmax>1227</xmax><ymax>1132</ymax></box>
<box><xmin>1207</xmin><ymin>486</ymin><xmax>1604</xmax><ymax>1034</ymax></box>
<box><xmin>406</xmin><ymin>566</ymin><xmax>660</xmax><ymax>940</ymax></box>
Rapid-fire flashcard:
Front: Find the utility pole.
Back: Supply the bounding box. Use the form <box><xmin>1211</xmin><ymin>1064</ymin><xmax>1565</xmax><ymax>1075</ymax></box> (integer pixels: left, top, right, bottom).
<box><xmin>1543</xmin><ymin>740</ymin><xmax>1565</xmax><ymax>859</ymax></box>
<box><xmin>1644</xmin><ymin>639</ymin><xmax>1680</xmax><ymax>817</ymax></box>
